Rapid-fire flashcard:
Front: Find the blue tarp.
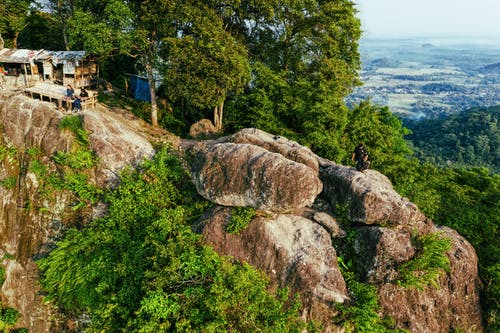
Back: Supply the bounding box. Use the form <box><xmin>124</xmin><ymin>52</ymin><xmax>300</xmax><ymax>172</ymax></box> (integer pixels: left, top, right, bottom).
<box><xmin>129</xmin><ymin>75</ymin><xmax>150</xmax><ymax>102</ymax></box>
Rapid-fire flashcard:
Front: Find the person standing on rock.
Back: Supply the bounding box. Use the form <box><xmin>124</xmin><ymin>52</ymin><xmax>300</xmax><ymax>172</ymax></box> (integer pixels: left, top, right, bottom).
<box><xmin>352</xmin><ymin>143</ymin><xmax>370</xmax><ymax>171</ymax></box>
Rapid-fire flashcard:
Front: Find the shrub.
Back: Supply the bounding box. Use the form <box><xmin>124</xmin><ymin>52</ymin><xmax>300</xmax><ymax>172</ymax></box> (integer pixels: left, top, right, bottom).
<box><xmin>38</xmin><ymin>147</ymin><xmax>306</xmax><ymax>332</ymax></box>
<box><xmin>226</xmin><ymin>206</ymin><xmax>256</xmax><ymax>234</ymax></box>
<box><xmin>396</xmin><ymin>232</ymin><xmax>452</xmax><ymax>290</ymax></box>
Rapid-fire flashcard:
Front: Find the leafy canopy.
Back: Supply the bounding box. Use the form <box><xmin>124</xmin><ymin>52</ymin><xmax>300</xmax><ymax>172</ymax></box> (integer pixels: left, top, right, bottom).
<box><xmin>38</xmin><ymin>148</ymin><xmax>306</xmax><ymax>332</ymax></box>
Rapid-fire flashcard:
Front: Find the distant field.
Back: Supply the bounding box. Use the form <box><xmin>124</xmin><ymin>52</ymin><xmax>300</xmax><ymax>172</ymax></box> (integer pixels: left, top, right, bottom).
<box><xmin>348</xmin><ymin>37</ymin><xmax>500</xmax><ymax>118</ymax></box>
<box><xmin>374</xmin><ymin>67</ymin><xmax>462</xmax><ymax>75</ymax></box>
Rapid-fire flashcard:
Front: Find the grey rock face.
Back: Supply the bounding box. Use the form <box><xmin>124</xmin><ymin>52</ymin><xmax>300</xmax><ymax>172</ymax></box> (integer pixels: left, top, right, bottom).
<box><xmin>319</xmin><ymin>159</ymin><xmax>425</xmax><ymax>226</ymax></box>
<box><xmin>0</xmin><ymin>93</ymin><xmax>156</xmax><ymax>331</ymax></box>
<box><xmin>196</xmin><ymin>206</ymin><xmax>348</xmax><ymax>331</ymax></box>
<box><xmin>190</xmin><ymin>141</ymin><xmax>322</xmax><ymax>211</ymax></box>
<box><xmin>230</xmin><ymin>128</ymin><xmax>320</xmax><ymax>172</ymax></box>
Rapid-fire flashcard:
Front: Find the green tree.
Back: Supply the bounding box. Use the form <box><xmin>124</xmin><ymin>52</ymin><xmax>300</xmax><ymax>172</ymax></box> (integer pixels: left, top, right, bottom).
<box><xmin>63</xmin><ymin>0</ymin><xmax>160</xmax><ymax>125</ymax></box>
<box><xmin>225</xmin><ymin>0</ymin><xmax>362</xmax><ymax>157</ymax></box>
<box><xmin>163</xmin><ymin>1</ymin><xmax>251</xmax><ymax>132</ymax></box>
<box><xmin>38</xmin><ymin>148</ymin><xmax>306</xmax><ymax>332</ymax></box>
<box><xmin>342</xmin><ymin>101</ymin><xmax>412</xmax><ymax>172</ymax></box>
<box><xmin>0</xmin><ymin>0</ymin><xmax>32</xmax><ymax>48</ymax></box>
<box><xmin>405</xmin><ymin>106</ymin><xmax>500</xmax><ymax>171</ymax></box>
<box><xmin>41</xmin><ymin>0</ymin><xmax>74</xmax><ymax>50</ymax></box>
<box><xmin>18</xmin><ymin>8</ymin><xmax>65</xmax><ymax>50</ymax></box>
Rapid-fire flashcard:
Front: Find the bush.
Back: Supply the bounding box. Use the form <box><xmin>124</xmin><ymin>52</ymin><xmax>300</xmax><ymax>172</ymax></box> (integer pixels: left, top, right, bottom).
<box><xmin>226</xmin><ymin>207</ymin><xmax>256</xmax><ymax>234</ymax></box>
<box><xmin>396</xmin><ymin>233</ymin><xmax>452</xmax><ymax>290</ymax></box>
<box><xmin>38</xmin><ymin>147</ymin><xmax>307</xmax><ymax>332</ymax></box>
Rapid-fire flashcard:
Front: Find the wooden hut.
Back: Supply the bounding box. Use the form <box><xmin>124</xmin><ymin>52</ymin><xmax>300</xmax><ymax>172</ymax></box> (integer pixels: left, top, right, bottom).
<box><xmin>37</xmin><ymin>50</ymin><xmax>97</xmax><ymax>88</ymax></box>
<box><xmin>0</xmin><ymin>48</ymin><xmax>97</xmax><ymax>89</ymax></box>
<box><xmin>0</xmin><ymin>48</ymin><xmax>45</xmax><ymax>87</ymax></box>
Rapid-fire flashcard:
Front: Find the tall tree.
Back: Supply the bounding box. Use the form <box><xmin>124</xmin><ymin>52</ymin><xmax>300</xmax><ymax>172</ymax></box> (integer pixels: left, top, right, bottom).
<box><xmin>225</xmin><ymin>0</ymin><xmax>362</xmax><ymax>155</ymax></box>
<box><xmin>64</xmin><ymin>0</ymin><xmax>163</xmax><ymax>125</ymax></box>
<box><xmin>0</xmin><ymin>0</ymin><xmax>32</xmax><ymax>48</ymax></box>
<box><xmin>19</xmin><ymin>9</ymin><xmax>66</xmax><ymax>50</ymax></box>
<box><xmin>42</xmin><ymin>0</ymin><xmax>74</xmax><ymax>50</ymax></box>
<box><xmin>163</xmin><ymin>2</ymin><xmax>250</xmax><ymax>132</ymax></box>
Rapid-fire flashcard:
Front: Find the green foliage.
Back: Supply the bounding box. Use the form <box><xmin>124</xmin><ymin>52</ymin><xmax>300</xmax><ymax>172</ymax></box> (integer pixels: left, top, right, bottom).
<box><xmin>226</xmin><ymin>207</ymin><xmax>256</xmax><ymax>234</ymax></box>
<box><xmin>342</xmin><ymin>102</ymin><xmax>412</xmax><ymax>170</ymax></box>
<box><xmin>0</xmin><ymin>177</ymin><xmax>16</xmax><ymax>189</ymax></box>
<box><xmin>28</xmin><ymin>159</ymin><xmax>48</xmax><ymax>178</ymax></box>
<box><xmin>67</xmin><ymin>1</ymin><xmax>137</xmax><ymax>55</ymax></box>
<box><xmin>62</xmin><ymin>172</ymin><xmax>102</xmax><ymax>207</ymax></box>
<box><xmin>336</xmin><ymin>269</ymin><xmax>408</xmax><ymax>333</ymax></box>
<box><xmin>59</xmin><ymin>115</ymin><xmax>90</xmax><ymax>146</ymax></box>
<box><xmin>53</xmin><ymin>149</ymin><xmax>96</xmax><ymax>170</ymax></box>
<box><xmin>396</xmin><ymin>233</ymin><xmax>452</xmax><ymax>290</ymax></box>
<box><xmin>56</xmin><ymin>116</ymin><xmax>97</xmax><ymax>170</ymax></box>
<box><xmin>405</xmin><ymin>106</ymin><xmax>500</xmax><ymax>172</ymax></box>
<box><xmin>163</xmin><ymin>2</ymin><xmax>251</xmax><ymax>117</ymax></box>
<box><xmin>0</xmin><ymin>145</ymin><xmax>17</xmax><ymax>163</ymax></box>
<box><xmin>0</xmin><ymin>0</ymin><xmax>31</xmax><ymax>47</ymax></box>
<box><xmin>38</xmin><ymin>147</ymin><xmax>306</xmax><ymax>332</ymax></box>
<box><xmin>16</xmin><ymin>116</ymin><xmax>103</xmax><ymax>212</ymax></box>
<box><xmin>0</xmin><ymin>306</ymin><xmax>20</xmax><ymax>332</ymax></box>
<box><xmin>18</xmin><ymin>8</ymin><xmax>66</xmax><ymax>50</ymax></box>
<box><xmin>0</xmin><ymin>267</ymin><xmax>5</xmax><ymax>287</ymax></box>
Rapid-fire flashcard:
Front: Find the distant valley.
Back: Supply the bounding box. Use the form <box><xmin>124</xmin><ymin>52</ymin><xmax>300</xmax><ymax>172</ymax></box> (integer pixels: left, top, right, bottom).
<box><xmin>347</xmin><ymin>37</ymin><xmax>500</xmax><ymax>119</ymax></box>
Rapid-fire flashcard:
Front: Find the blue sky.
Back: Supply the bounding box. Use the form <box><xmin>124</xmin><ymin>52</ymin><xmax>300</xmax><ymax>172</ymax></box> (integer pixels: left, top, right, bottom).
<box><xmin>354</xmin><ymin>0</ymin><xmax>500</xmax><ymax>38</ymax></box>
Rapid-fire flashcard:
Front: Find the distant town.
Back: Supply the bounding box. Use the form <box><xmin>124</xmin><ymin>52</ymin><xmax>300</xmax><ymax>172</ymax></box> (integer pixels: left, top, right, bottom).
<box><xmin>347</xmin><ymin>37</ymin><xmax>500</xmax><ymax>119</ymax></box>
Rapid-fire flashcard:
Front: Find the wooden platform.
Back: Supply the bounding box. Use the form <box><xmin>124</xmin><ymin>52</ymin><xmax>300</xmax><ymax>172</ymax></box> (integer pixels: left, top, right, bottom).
<box><xmin>23</xmin><ymin>82</ymin><xmax>98</xmax><ymax>111</ymax></box>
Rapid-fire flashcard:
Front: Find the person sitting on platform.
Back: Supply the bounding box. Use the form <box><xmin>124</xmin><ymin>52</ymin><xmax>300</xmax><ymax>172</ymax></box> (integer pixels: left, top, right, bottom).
<box><xmin>72</xmin><ymin>95</ymin><xmax>82</xmax><ymax>112</ymax></box>
<box><xmin>80</xmin><ymin>87</ymin><xmax>89</xmax><ymax>98</ymax></box>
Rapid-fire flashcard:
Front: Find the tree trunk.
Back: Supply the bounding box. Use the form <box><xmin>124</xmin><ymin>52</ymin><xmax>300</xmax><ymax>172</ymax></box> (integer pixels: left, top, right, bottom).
<box><xmin>13</xmin><ymin>32</ymin><xmax>19</xmax><ymax>49</ymax></box>
<box><xmin>214</xmin><ymin>100</ymin><xmax>224</xmax><ymax>132</ymax></box>
<box><xmin>62</xmin><ymin>21</ymin><xmax>70</xmax><ymax>51</ymax></box>
<box><xmin>146</xmin><ymin>62</ymin><xmax>158</xmax><ymax>127</ymax></box>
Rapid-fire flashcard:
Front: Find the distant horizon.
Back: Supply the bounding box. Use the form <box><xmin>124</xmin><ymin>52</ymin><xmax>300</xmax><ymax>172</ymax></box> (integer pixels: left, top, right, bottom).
<box><xmin>360</xmin><ymin>35</ymin><xmax>500</xmax><ymax>45</ymax></box>
<box><xmin>355</xmin><ymin>0</ymin><xmax>500</xmax><ymax>39</ymax></box>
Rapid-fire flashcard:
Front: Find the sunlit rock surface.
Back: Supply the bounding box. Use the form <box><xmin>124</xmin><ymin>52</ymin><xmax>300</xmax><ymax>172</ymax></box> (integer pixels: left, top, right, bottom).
<box><xmin>0</xmin><ymin>93</ymin><xmax>484</xmax><ymax>332</ymax></box>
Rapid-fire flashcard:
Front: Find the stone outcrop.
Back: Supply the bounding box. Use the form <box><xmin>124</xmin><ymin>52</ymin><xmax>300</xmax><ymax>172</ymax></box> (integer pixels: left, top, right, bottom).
<box><xmin>319</xmin><ymin>159</ymin><xmax>425</xmax><ymax>226</ymax></box>
<box><xmin>373</xmin><ymin>227</ymin><xmax>483</xmax><ymax>333</ymax></box>
<box><xmin>189</xmin><ymin>118</ymin><xmax>217</xmax><ymax>139</ymax></box>
<box><xmin>0</xmin><ymin>94</ymin><xmax>485</xmax><ymax>333</ymax></box>
<box><xmin>195</xmin><ymin>206</ymin><xmax>348</xmax><ymax>330</ymax></box>
<box><xmin>190</xmin><ymin>141</ymin><xmax>322</xmax><ymax>211</ymax></box>
<box><xmin>191</xmin><ymin>130</ymin><xmax>483</xmax><ymax>332</ymax></box>
<box><xmin>229</xmin><ymin>128</ymin><xmax>320</xmax><ymax>173</ymax></box>
<box><xmin>0</xmin><ymin>92</ymin><xmax>157</xmax><ymax>331</ymax></box>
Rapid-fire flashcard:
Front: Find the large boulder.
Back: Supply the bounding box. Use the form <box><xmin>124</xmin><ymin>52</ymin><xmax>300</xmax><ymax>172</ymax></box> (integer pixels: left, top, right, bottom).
<box><xmin>356</xmin><ymin>226</ymin><xmax>482</xmax><ymax>333</ymax></box>
<box><xmin>189</xmin><ymin>118</ymin><xmax>217</xmax><ymax>139</ymax></box>
<box><xmin>190</xmin><ymin>142</ymin><xmax>322</xmax><ymax>211</ymax></box>
<box><xmin>229</xmin><ymin>128</ymin><xmax>320</xmax><ymax>173</ymax></box>
<box><xmin>319</xmin><ymin>159</ymin><xmax>425</xmax><ymax>226</ymax></box>
<box><xmin>195</xmin><ymin>206</ymin><xmax>348</xmax><ymax>330</ymax></box>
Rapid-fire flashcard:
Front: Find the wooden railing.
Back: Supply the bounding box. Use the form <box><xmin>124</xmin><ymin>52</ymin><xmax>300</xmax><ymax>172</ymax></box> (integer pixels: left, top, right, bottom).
<box><xmin>23</xmin><ymin>82</ymin><xmax>98</xmax><ymax>111</ymax></box>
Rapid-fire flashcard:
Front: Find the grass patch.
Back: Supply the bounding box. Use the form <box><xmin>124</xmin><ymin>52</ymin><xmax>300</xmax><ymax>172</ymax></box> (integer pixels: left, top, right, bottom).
<box><xmin>226</xmin><ymin>206</ymin><xmax>256</xmax><ymax>234</ymax></box>
<box><xmin>396</xmin><ymin>232</ymin><xmax>452</xmax><ymax>290</ymax></box>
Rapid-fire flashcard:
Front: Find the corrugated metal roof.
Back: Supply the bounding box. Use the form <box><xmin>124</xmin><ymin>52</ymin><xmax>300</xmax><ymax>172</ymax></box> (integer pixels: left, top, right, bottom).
<box><xmin>0</xmin><ymin>48</ymin><xmax>45</xmax><ymax>64</ymax></box>
<box><xmin>0</xmin><ymin>49</ymin><xmax>87</xmax><ymax>64</ymax></box>
<box><xmin>46</xmin><ymin>51</ymin><xmax>87</xmax><ymax>65</ymax></box>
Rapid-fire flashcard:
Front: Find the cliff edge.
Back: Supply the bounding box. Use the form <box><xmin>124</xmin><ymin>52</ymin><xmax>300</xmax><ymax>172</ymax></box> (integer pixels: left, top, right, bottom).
<box><xmin>0</xmin><ymin>94</ymin><xmax>483</xmax><ymax>332</ymax></box>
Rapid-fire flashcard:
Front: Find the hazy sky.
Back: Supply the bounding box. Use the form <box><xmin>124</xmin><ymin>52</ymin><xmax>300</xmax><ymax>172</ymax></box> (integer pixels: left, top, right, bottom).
<box><xmin>355</xmin><ymin>0</ymin><xmax>500</xmax><ymax>38</ymax></box>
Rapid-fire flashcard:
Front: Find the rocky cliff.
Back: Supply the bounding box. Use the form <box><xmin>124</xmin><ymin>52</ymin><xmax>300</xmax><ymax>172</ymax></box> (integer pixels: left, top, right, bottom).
<box><xmin>0</xmin><ymin>93</ymin><xmax>483</xmax><ymax>332</ymax></box>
